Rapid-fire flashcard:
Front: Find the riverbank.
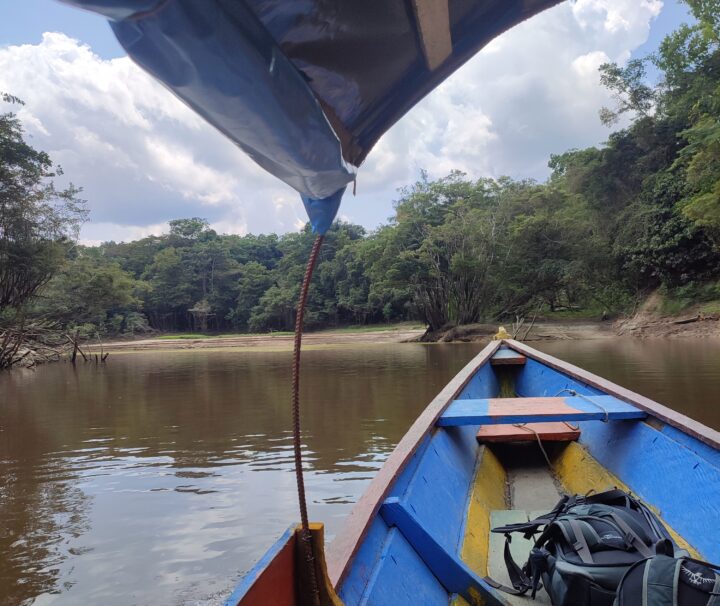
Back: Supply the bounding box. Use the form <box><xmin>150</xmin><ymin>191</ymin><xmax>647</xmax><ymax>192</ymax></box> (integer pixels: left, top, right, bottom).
<box><xmin>615</xmin><ymin>293</ymin><xmax>720</xmax><ymax>339</ymax></box>
<box><xmin>96</xmin><ymin>309</ymin><xmax>720</xmax><ymax>355</ymax></box>
<box><xmin>422</xmin><ymin>301</ymin><xmax>720</xmax><ymax>343</ymax></box>
<box><xmin>100</xmin><ymin>324</ymin><xmax>426</xmax><ymax>353</ymax></box>
<box><xmin>421</xmin><ymin>320</ymin><xmax>616</xmax><ymax>343</ymax></box>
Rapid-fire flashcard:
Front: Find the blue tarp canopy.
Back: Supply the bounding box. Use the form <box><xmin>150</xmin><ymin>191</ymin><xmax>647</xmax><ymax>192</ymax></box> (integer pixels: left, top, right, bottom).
<box><xmin>61</xmin><ymin>0</ymin><xmax>561</xmax><ymax>233</ymax></box>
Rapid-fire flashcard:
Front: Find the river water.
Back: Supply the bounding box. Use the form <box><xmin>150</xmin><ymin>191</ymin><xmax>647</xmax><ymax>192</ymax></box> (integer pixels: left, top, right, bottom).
<box><xmin>1</xmin><ymin>338</ymin><xmax>719</xmax><ymax>605</ymax></box>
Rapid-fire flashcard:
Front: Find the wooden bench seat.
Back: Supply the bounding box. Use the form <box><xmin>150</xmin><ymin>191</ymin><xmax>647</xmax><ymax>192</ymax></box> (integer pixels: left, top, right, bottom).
<box><xmin>438</xmin><ymin>396</ymin><xmax>646</xmax><ymax>427</ymax></box>
<box><xmin>490</xmin><ymin>349</ymin><xmax>526</xmax><ymax>366</ymax></box>
<box><xmin>476</xmin><ymin>422</ymin><xmax>580</xmax><ymax>443</ymax></box>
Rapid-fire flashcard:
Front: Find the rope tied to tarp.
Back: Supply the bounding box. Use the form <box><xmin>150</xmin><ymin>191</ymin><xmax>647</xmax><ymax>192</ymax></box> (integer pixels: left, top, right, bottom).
<box><xmin>292</xmin><ymin>233</ymin><xmax>324</xmax><ymax>606</ymax></box>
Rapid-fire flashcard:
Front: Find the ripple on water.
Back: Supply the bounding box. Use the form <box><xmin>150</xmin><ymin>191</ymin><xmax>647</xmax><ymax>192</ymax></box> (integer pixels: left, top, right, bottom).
<box><xmin>4</xmin><ymin>341</ymin><xmax>715</xmax><ymax>605</ymax></box>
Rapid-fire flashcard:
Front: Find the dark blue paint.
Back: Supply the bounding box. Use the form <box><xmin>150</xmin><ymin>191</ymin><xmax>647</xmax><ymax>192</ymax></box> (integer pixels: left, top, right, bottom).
<box><xmin>339</xmin><ymin>516</ymin><xmax>394</xmax><ymax>605</ymax></box>
<box><xmin>456</xmin><ymin>361</ymin><xmax>500</xmax><ymax>400</ymax></box>
<box><xmin>340</xmin><ymin>358</ymin><xmax>499</xmax><ymax>604</ymax></box>
<box><xmin>402</xmin><ymin>426</ymin><xmax>480</xmax><ymax>554</ymax></box>
<box><xmin>358</xmin><ymin>526</ymin><xmax>449</xmax><ymax>606</ymax></box>
<box><xmin>339</xmin><ymin>436</ymin><xmax>432</xmax><ymax>605</ymax></box>
<box><xmin>380</xmin><ymin>498</ymin><xmax>506</xmax><ymax>606</ymax></box>
<box><xmin>515</xmin><ymin>358</ymin><xmax>605</xmax><ymax>398</ymax></box>
<box><xmin>660</xmin><ymin>424</ymin><xmax>720</xmax><ymax>469</ymax></box>
<box><xmin>343</xmin><ymin>426</ymin><xmax>484</xmax><ymax>604</ymax></box>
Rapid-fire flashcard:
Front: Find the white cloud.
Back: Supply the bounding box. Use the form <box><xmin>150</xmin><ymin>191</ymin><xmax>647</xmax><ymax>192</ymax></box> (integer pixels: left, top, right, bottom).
<box><xmin>572</xmin><ymin>51</ymin><xmax>612</xmax><ymax>79</ymax></box>
<box><xmin>0</xmin><ymin>32</ymin><xmax>287</xmax><ymax>241</ymax></box>
<box><xmin>0</xmin><ymin>1</ymin><xmax>665</xmax><ymax>240</ymax></box>
<box><xmin>79</xmin><ymin>221</ymin><xmax>170</xmax><ymax>246</ymax></box>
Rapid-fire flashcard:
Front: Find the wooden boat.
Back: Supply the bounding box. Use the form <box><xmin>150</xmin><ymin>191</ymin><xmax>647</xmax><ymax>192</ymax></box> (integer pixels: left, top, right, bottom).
<box><xmin>226</xmin><ymin>338</ymin><xmax>720</xmax><ymax>606</ymax></box>
<box><xmin>57</xmin><ymin>6</ymin><xmax>720</xmax><ymax>604</ymax></box>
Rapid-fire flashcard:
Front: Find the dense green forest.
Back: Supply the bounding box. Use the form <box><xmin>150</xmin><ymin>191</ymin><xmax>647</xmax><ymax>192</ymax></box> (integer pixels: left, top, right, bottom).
<box><xmin>1</xmin><ymin>0</ymin><xmax>719</xmax><ymax>357</ymax></box>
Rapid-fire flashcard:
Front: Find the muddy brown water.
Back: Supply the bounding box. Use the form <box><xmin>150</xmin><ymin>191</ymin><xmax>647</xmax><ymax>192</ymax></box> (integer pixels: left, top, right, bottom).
<box><xmin>1</xmin><ymin>339</ymin><xmax>719</xmax><ymax>605</ymax></box>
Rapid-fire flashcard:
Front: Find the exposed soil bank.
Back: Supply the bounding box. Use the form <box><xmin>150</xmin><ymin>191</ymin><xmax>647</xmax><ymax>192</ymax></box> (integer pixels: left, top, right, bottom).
<box><xmin>95</xmin><ymin>299</ymin><xmax>720</xmax><ymax>355</ymax></box>
<box><xmin>424</xmin><ymin>308</ymin><xmax>720</xmax><ymax>343</ymax></box>
<box><xmin>101</xmin><ymin>326</ymin><xmax>426</xmax><ymax>353</ymax></box>
<box><xmin>615</xmin><ymin>293</ymin><xmax>720</xmax><ymax>339</ymax></box>
<box><xmin>420</xmin><ymin>321</ymin><xmax>616</xmax><ymax>343</ymax></box>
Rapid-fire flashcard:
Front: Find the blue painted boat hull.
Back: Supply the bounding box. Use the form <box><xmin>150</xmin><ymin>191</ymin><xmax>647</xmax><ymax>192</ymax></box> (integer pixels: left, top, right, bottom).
<box><xmin>227</xmin><ymin>340</ymin><xmax>720</xmax><ymax>606</ymax></box>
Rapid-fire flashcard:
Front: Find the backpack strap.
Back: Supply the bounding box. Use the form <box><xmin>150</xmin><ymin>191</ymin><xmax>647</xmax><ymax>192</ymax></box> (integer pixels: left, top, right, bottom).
<box><xmin>491</xmin><ymin>494</ymin><xmax>570</xmax><ymax>538</ymax></box>
<box><xmin>482</xmin><ymin>536</ymin><xmax>553</xmax><ymax>597</ymax></box>
<box><xmin>643</xmin><ymin>555</ymin><xmax>681</xmax><ymax>606</ymax></box>
<box><xmin>682</xmin><ymin>558</ymin><xmax>720</xmax><ymax>604</ymax></box>
<box><xmin>567</xmin><ymin>519</ymin><xmax>594</xmax><ymax>564</ymax></box>
<box><xmin>709</xmin><ymin>576</ymin><xmax>720</xmax><ymax>606</ymax></box>
<box><xmin>607</xmin><ymin>511</ymin><xmax>654</xmax><ymax>558</ymax></box>
<box><xmin>481</xmin><ymin>535</ymin><xmax>533</xmax><ymax>596</ymax></box>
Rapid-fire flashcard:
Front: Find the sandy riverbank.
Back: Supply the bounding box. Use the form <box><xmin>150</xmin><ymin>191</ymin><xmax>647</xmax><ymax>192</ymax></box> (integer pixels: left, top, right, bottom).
<box><xmin>100</xmin><ymin>326</ymin><xmax>427</xmax><ymax>353</ymax></box>
<box><xmin>424</xmin><ymin>309</ymin><xmax>720</xmax><ymax>343</ymax></box>
<box><xmin>97</xmin><ymin>305</ymin><xmax>720</xmax><ymax>355</ymax></box>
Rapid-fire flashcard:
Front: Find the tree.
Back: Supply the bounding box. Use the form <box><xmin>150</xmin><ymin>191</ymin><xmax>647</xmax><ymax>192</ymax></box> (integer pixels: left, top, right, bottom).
<box><xmin>36</xmin><ymin>251</ymin><xmax>144</xmax><ymax>336</ymax></box>
<box><xmin>0</xmin><ymin>95</ymin><xmax>87</xmax><ymax>312</ymax></box>
<box><xmin>168</xmin><ymin>217</ymin><xmax>210</xmax><ymax>241</ymax></box>
<box><xmin>598</xmin><ymin>60</ymin><xmax>656</xmax><ymax>126</ymax></box>
<box><xmin>232</xmin><ymin>261</ymin><xmax>274</xmax><ymax>330</ymax></box>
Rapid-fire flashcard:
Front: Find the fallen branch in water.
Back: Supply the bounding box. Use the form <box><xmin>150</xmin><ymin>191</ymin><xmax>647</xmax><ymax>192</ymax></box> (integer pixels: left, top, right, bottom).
<box><xmin>0</xmin><ymin>321</ymin><xmax>67</xmax><ymax>369</ymax></box>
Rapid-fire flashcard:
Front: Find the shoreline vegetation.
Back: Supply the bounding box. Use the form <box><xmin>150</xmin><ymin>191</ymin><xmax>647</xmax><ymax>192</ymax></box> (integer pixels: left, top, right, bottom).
<box><xmin>3</xmin><ymin>3</ymin><xmax>720</xmax><ymax>369</ymax></box>
<box><xmin>95</xmin><ymin>302</ymin><xmax>720</xmax><ymax>356</ymax></box>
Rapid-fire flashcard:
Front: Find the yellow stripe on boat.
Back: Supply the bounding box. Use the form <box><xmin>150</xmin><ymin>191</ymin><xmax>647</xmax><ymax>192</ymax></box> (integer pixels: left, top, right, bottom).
<box><xmin>460</xmin><ymin>445</ymin><xmax>507</xmax><ymax>576</ymax></box>
<box><xmin>554</xmin><ymin>441</ymin><xmax>700</xmax><ymax>558</ymax></box>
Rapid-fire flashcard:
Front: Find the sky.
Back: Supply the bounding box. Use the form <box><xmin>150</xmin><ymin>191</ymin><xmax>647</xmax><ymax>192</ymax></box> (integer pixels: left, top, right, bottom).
<box><xmin>0</xmin><ymin>0</ymin><xmax>693</xmax><ymax>244</ymax></box>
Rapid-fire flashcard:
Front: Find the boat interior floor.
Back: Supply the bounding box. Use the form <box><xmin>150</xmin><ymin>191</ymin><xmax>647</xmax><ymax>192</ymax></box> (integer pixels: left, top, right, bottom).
<box><xmin>486</xmin><ymin>445</ymin><xmax>559</xmax><ymax>605</ymax></box>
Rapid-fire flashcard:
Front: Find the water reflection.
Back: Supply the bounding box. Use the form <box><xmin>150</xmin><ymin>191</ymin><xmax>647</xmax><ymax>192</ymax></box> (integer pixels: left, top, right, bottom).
<box><xmin>1</xmin><ymin>339</ymin><xmax>719</xmax><ymax>605</ymax></box>
<box><xmin>535</xmin><ymin>338</ymin><xmax>720</xmax><ymax>429</ymax></box>
<box><xmin>0</xmin><ymin>344</ymin><xmax>480</xmax><ymax>605</ymax></box>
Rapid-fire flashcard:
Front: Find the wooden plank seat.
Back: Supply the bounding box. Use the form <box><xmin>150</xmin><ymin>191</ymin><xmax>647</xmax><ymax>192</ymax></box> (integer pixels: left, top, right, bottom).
<box><xmin>490</xmin><ymin>348</ymin><xmax>526</xmax><ymax>366</ymax></box>
<box><xmin>476</xmin><ymin>422</ymin><xmax>580</xmax><ymax>443</ymax></box>
<box><xmin>437</xmin><ymin>396</ymin><xmax>646</xmax><ymax>427</ymax></box>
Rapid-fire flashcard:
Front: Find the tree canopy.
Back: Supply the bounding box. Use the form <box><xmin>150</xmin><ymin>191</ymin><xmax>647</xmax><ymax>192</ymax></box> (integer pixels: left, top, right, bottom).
<box><xmin>2</xmin><ymin>1</ymin><xmax>720</xmax><ymax>342</ymax></box>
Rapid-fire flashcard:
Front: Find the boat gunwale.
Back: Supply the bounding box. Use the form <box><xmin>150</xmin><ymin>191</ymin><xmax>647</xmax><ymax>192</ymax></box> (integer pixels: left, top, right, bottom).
<box><xmin>327</xmin><ymin>338</ymin><xmax>720</xmax><ymax>593</ymax></box>
<box><xmin>326</xmin><ymin>339</ymin><xmax>502</xmax><ymax>587</ymax></box>
<box><xmin>505</xmin><ymin>339</ymin><xmax>720</xmax><ymax>450</ymax></box>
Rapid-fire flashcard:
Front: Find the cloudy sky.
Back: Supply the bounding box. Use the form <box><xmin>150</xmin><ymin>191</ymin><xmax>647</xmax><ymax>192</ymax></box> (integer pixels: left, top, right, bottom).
<box><xmin>0</xmin><ymin>0</ymin><xmax>691</xmax><ymax>244</ymax></box>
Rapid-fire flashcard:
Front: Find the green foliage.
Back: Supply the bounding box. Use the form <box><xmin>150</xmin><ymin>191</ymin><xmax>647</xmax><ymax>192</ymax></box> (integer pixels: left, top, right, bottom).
<box><xmin>168</xmin><ymin>217</ymin><xmax>210</xmax><ymax>240</ymax></box>
<box><xmin>0</xmin><ymin>95</ymin><xmax>87</xmax><ymax>312</ymax></box>
<box><xmin>35</xmin><ymin>250</ymin><xmax>144</xmax><ymax>336</ymax></box>
<box><xmin>5</xmin><ymin>6</ymin><xmax>720</xmax><ymax>339</ymax></box>
<box><xmin>599</xmin><ymin>59</ymin><xmax>656</xmax><ymax>125</ymax></box>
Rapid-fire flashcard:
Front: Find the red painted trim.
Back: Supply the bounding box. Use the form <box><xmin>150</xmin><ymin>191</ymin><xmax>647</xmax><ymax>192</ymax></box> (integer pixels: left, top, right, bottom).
<box><xmin>326</xmin><ymin>340</ymin><xmax>502</xmax><ymax>587</ymax></box>
<box><xmin>232</xmin><ymin>532</ymin><xmax>297</xmax><ymax>606</ymax></box>
<box><xmin>505</xmin><ymin>339</ymin><xmax>720</xmax><ymax>450</ymax></box>
<box><xmin>476</xmin><ymin>422</ymin><xmax>580</xmax><ymax>443</ymax></box>
<box><xmin>487</xmin><ymin>396</ymin><xmax>577</xmax><ymax>416</ymax></box>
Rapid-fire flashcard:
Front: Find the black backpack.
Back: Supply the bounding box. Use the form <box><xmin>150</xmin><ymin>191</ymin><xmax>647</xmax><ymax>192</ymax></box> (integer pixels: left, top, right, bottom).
<box><xmin>615</xmin><ymin>554</ymin><xmax>720</xmax><ymax>605</ymax></box>
<box><xmin>488</xmin><ymin>489</ymin><xmax>681</xmax><ymax>606</ymax></box>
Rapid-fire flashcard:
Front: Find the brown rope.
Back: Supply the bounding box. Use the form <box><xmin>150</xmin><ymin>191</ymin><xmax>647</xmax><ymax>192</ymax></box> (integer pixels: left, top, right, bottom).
<box><xmin>292</xmin><ymin>233</ymin><xmax>324</xmax><ymax>605</ymax></box>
